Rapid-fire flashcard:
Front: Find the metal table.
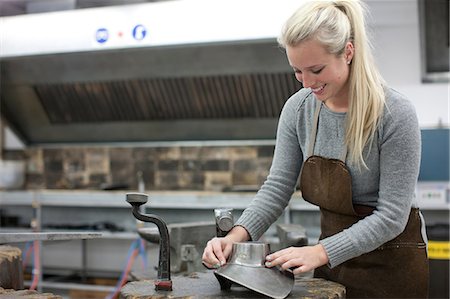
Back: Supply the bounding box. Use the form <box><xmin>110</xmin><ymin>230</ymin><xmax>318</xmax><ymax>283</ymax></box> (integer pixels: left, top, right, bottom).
<box><xmin>0</xmin><ymin>231</ymin><xmax>102</xmax><ymax>292</ymax></box>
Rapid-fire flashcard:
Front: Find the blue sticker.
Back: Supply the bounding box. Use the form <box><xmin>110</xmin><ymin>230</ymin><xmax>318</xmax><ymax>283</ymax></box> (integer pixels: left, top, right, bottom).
<box><xmin>132</xmin><ymin>24</ymin><xmax>147</xmax><ymax>40</ymax></box>
<box><xmin>96</xmin><ymin>28</ymin><xmax>109</xmax><ymax>44</ymax></box>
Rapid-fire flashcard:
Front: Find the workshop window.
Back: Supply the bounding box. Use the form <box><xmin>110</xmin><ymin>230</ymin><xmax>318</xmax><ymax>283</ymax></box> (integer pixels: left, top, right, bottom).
<box><xmin>419</xmin><ymin>0</ymin><xmax>449</xmax><ymax>83</ymax></box>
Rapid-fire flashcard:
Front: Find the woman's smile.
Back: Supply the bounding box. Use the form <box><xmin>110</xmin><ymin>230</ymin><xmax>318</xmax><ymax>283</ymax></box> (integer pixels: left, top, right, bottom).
<box><xmin>311</xmin><ymin>84</ymin><xmax>326</xmax><ymax>96</ymax></box>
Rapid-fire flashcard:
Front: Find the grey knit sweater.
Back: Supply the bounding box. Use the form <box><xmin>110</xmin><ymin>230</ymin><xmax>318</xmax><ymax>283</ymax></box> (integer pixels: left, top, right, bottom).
<box><xmin>235</xmin><ymin>87</ymin><xmax>422</xmax><ymax>268</ymax></box>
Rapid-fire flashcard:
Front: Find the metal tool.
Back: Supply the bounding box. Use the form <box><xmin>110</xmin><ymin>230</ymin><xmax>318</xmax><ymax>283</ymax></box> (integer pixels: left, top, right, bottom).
<box><xmin>214</xmin><ymin>208</ymin><xmax>234</xmax><ymax>237</ymax></box>
<box><xmin>138</xmin><ymin>221</ymin><xmax>215</xmax><ymax>274</ymax></box>
<box><xmin>126</xmin><ymin>192</ymin><xmax>172</xmax><ymax>291</ymax></box>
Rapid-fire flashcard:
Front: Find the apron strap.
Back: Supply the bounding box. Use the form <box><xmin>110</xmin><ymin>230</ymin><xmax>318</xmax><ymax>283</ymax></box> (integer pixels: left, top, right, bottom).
<box><xmin>340</xmin><ymin>143</ymin><xmax>348</xmax><ymax>162</ymax></box>
<box><xmin>307</xmin><ymin>100</ymin><xmax>348</xmax><ymax>162</ymax></box>
<box><xmin>307</xmin><ymin>101</ymin><xmax>322</xmax><ymax>157</ymax></box>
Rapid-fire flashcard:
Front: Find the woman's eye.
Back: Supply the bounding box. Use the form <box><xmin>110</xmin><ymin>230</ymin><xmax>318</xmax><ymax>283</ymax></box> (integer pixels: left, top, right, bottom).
<box><xmin>312</xmin><ymin>67</ymin><xmax>324</xmax><ymax>74</ymax></box>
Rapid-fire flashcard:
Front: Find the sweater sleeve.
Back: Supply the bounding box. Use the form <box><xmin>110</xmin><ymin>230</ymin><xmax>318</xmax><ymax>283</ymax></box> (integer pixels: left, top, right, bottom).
<box><xmin>320</xmin><ymin>89</ymin><xmax>422</xmax><ymax>268</ymax></box>
<box><xmin>234</xmin><ymin>92</ymin><xmax>305</xmax><ymax>241</ymax></box>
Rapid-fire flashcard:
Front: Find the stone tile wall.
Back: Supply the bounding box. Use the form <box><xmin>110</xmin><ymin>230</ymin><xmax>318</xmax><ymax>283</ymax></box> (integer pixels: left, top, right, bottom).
<box><xmin>4</xmin><ymin>145</ymin><xmax>277</xmax><ymax>191</ymax></box>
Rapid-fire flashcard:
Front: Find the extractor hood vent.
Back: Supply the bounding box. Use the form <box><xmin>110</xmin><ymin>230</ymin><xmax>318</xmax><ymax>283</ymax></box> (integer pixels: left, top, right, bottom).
<box><xmin>36</xmin><ymin>73</ymin><xmax>300</xmax><ymax>124</ymax></box>
<box><xmin>1</xmin><ymin>38</ymin><xmax>300</xmax><ymax>144</ymax></box>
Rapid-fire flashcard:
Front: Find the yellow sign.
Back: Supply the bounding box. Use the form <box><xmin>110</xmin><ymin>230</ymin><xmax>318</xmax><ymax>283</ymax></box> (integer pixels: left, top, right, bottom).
<box><xmin>428</xmin><ymin>241</ymin><xmax>450</xmax><ymax>260</ymax></box>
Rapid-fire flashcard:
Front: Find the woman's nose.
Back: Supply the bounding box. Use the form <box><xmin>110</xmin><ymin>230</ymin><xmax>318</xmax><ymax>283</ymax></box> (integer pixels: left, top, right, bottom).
<box><xmin>296</xmin><ymin>73</ymin><xmax>313</xmax><ymax>88</ymax></box>
<box><xmin>304</xmin><ymin>74</ymin><xmax>316</xmax><ymax>88</ymax></box>
<box><xmin>295</xmin><ymin>73</ymin><xmax>304</xmax><ymax>86</ymax></box>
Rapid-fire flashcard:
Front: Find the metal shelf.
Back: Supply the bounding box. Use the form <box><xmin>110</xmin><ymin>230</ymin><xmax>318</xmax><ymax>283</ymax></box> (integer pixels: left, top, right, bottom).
<box><xmin>1</xmin><ymin>190</ymin><xmax>448</xmax><ymax>210</ymax></box>
<box><xmin>418</xmin><ymin>202</ymin><xmax>450</xmax><ymax>210</ymax></box>
<box><xmin>1</xmin><ymin>190</ymin><xmax>256</xmax><ymax>209</ymax></box>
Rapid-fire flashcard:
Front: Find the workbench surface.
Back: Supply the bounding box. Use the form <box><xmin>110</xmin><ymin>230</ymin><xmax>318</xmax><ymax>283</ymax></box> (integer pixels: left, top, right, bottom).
<box><xmin>120</xmin><ymin>271</ymin><xmax>345</xmax><ymax>298</ymax></box>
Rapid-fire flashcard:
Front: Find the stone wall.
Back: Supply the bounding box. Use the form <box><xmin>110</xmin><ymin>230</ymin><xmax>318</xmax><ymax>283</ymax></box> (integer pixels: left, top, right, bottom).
<box><xmin>4</xmin><ymin>144</ymin><xmax>277</xmax><ymax>191</ymax></box>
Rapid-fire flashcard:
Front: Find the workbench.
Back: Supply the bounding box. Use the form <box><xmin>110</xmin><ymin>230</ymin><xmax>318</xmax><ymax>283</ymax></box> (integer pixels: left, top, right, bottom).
<box><xmin>120</xmin><ymin>271</ymin><xmax>345</xmax><ymax>298</ymax></box>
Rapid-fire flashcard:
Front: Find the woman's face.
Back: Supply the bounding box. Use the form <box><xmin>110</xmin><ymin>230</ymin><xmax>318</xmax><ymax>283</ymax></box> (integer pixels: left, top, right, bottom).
<box><xmin>286</xmin><ymin>39</ymin><xmax>354</xmax><ymax>110</ymax></box>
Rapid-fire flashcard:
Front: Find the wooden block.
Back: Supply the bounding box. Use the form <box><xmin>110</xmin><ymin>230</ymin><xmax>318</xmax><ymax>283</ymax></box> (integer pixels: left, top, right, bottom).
<box><xmin>0</xmin><ymin>245</ymin><xmax>24</xmax><ymax>290</ymax></box>
<box><xmin>0</xmin><ymin>287</ymin><xmax>62</xmax><ymax>298</ymax></box>
<box><xmin>69</xmin><ymin>289</ymin><xmax>110</xmax><ymax>299</ymax></box>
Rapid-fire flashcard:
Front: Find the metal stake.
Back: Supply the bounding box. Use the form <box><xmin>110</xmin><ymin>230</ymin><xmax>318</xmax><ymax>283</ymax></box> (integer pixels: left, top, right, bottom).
<box><xmin>126</xmin><ymin>193</ymin><xmax>172</xmax><ymax>291</ymax></box>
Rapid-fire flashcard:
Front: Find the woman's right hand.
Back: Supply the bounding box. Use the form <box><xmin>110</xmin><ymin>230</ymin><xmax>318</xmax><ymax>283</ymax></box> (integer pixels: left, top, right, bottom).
<box><xmin>202</xmin><ymin>236</ymin><xmax>234</xmax><ymax>268</ymax></box>
<box><xmin>202</xmin><ymin>226</ymin><xmax>250</xmax><ymax>268</ymax></box>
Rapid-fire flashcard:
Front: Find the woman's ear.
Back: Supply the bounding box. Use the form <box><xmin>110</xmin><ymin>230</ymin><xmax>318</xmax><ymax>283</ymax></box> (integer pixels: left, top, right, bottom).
<box><xmin>345</xmin><ymin>42</ymin><xmax>354</xmax><ymax>64</ymax></box>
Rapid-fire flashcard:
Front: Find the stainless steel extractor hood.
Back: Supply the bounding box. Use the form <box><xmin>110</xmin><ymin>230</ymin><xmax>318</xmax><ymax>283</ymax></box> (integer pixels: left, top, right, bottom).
<box><xmin>0</xmin><ymin>0</ymin><xmax>303</xmax><ymax>145</ymax></box>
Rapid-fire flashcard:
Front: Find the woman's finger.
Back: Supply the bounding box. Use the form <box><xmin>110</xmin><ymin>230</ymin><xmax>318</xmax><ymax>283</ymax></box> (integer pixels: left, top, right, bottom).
<box><xmin>211</xmin><ymin>239</ymin><xmax>227</xmax><ymax>266</ymax></box>
<box><xmin>202</xmin><ymin>241</ymin><xmax>221</xmax><ymax>268</ymax></box>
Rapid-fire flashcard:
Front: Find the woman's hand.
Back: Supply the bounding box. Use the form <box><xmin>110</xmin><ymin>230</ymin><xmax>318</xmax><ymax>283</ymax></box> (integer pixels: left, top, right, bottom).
<box><xmin>202</xmin><ymin>226</ymin><xmax>250</xmax><ymax>269</ymax></box>
<box><xmin>202</xmin><ymin>237</ymin><xmax>234</xmax><ymax>268</ymax></box>
<box><xmin>265</xmin><ymin>244</ymin><xmax>329</xmax><ymax>275</ymax></box>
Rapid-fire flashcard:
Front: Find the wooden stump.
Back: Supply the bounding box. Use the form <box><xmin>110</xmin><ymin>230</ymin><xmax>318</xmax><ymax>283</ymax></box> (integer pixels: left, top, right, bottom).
<box><xmin>120</xmin><ymin>271</ymin><xmax>345</xmax><ymax>298</ymax></box>
<box><xmin>0</xmin><ymin>288</ymin><xmax>62</xmax><ymax>298</ymax></box>
<box><xmin>0</xmin><ymin>245</ymin><xmax>24</xmax><ymax>290</ymax></box>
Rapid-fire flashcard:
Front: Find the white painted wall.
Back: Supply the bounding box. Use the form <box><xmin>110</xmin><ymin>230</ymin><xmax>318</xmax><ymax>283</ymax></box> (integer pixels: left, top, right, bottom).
<box><xmin>4</xmin><ymin>126</ymin><xmax>24</xmax><ymax>149</ymax></box>
<box><xmin>366</xmin><ymin>0</ymin><xmax>448</xmax><ymax>128</ymax></box>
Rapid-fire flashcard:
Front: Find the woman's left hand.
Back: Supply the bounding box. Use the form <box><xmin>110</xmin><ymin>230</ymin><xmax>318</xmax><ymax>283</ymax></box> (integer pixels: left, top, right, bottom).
<box><xmin>265</xmin><ymin>244</ymin><xmax>329</xmax><ymax>275</ymax></box>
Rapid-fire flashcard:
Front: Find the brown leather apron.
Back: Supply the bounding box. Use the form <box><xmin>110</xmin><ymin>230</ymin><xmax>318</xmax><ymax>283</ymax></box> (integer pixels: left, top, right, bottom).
<box><xmin>299</xmin><ymin>102</ymin><xmax>429</xmax><ymax>298</ymax></box>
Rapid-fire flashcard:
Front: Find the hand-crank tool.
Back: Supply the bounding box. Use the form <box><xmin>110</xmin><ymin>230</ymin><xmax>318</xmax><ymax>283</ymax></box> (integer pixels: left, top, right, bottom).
<box><xmin>126</xmin><ymin>193</ymin><xmax>172</xmax><ymax>291</ymax></box>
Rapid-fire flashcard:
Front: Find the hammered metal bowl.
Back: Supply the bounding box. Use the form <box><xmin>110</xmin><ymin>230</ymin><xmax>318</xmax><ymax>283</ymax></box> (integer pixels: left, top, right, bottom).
<box><xmin>214</xmin><ymin>242</ymin><xmax>294</xmax><ymax>299</ymax></box>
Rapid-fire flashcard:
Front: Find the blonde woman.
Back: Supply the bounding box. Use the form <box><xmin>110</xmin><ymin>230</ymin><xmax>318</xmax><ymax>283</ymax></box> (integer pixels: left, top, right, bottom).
<box><xmin>202</xmin><ymin>1</ymin><xmax>428</xmax><ymax>297</ymax></box>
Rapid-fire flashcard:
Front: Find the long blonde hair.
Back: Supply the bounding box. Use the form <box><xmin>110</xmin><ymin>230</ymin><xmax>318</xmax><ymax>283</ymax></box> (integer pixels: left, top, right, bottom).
<box><xmin>278</xmin><ymin>0</ymin><xmax>385</xmax><ymax>169</ymax></box>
